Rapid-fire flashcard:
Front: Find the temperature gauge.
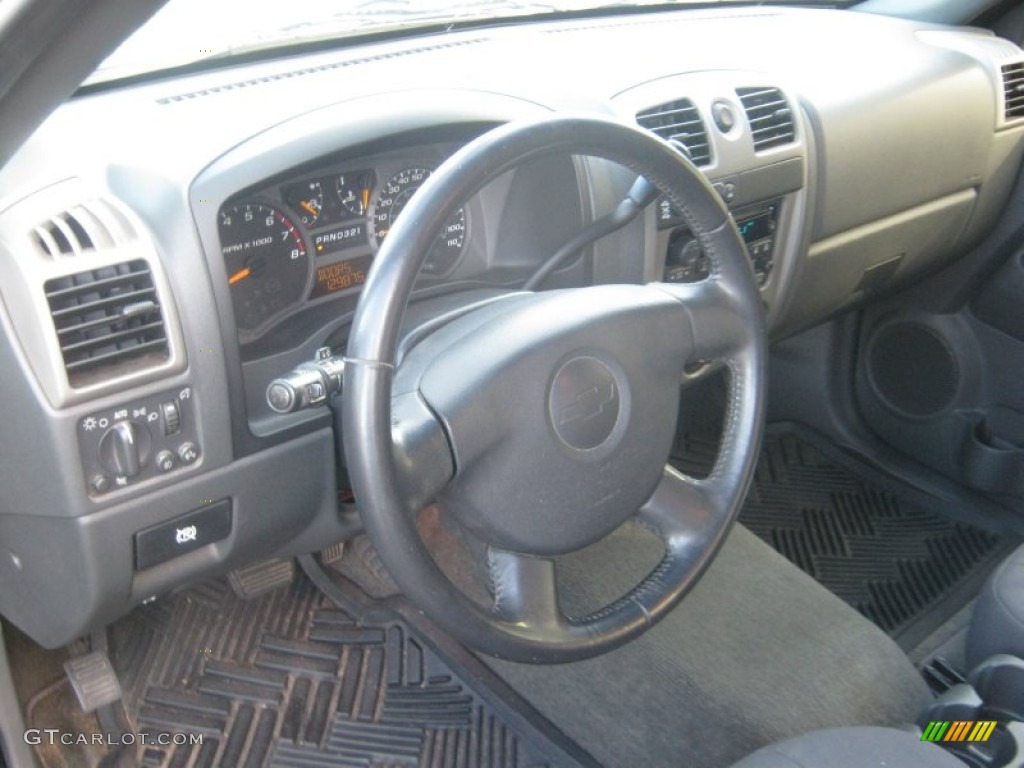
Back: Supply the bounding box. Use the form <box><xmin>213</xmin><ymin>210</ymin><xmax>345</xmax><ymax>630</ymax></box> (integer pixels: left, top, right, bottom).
<box><xmin>337</xmin><ymin>171</ymin><xmax>373</xmax><ymax>219</ymax></box>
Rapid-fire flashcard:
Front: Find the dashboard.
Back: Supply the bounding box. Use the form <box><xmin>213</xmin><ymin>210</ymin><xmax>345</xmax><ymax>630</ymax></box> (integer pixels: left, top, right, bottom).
<box><xmin>216</xmin><ymin>135</ymin><xmax>587</xmax><ymax>361</ymax></box>
<box><xmin>221</xmin><ymin>145</ymin><xmax>477</xmax><ymax>341</ymax></box>
<box><xmin>1</xmin><ymin>4</ymin><xmax>1024</xmax><ymax>649</ymax></box>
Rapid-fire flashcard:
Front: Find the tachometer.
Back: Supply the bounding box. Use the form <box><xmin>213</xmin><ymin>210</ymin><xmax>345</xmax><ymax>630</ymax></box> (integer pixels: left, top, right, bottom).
<box><xmin>220</xmin><ymin>202</ymin><xmax>309</xmax><ymax>333</ymax></box>
<box><xmin>372</xmin><ymin>167</ymin><xmax>467</xmax><ymax>276</ymax></box>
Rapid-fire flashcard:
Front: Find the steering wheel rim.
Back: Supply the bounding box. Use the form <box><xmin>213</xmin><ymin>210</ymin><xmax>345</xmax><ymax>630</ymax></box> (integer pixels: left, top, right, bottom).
<box><xmin>342</xmin><ymin>115</ymin><xmax>766</xmax><ymax>663</ymax></box>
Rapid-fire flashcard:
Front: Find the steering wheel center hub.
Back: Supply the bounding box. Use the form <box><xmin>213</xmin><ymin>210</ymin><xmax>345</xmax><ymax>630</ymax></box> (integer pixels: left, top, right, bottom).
<box><xmin>549</xmin><ymin>355</ymin><xmax>623</xmax><ymax>452</ymax></box>
<box><xmin>409</xmin><ymin>287</ymin><xmax>691</xmax><ymax>556</ymax></box>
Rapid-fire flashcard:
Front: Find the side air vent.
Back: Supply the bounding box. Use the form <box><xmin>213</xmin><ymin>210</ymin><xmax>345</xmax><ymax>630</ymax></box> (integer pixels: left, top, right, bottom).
<box><xmin>31</xmin><ymin>201</ymin><xmax>123</xmax><ymax>259</ymax></box>
<box><xmin>1002</xmin><ymin>62</ymin><xmax>1024</xmax><ymax>120</ymax></box>
<box><xmin>636</xmin><ymin>98</ymin><xmax>712</xmax><ymax>167</ymax></box>
<box><xmin>44</xmin><ymin>260</ymin><xmax>169</xmax><ymax>387</ymax></box>
<box><xmin>737</xmin><ymin>87</ymin><xmax>796</xmax><ymax>151</ymax></box>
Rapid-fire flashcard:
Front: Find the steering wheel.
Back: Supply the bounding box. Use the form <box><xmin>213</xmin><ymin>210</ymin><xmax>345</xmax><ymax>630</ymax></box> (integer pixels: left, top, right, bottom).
<box><xmin>341</xmin><ymin>115</ymin><xmax>766</xmax><ymax>663</ymax></box>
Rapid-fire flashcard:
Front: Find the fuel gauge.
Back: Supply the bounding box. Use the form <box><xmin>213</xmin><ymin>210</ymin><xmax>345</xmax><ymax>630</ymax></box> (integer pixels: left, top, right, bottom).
<box><xmin>337</xmin><ymin>171</ymin><xmax>373</xmax><ymax>219</ymax></box>
<box><xmin>284</xmin><ymin>180</ymin><xmax>324</xmax><ymax>227</ymax></box>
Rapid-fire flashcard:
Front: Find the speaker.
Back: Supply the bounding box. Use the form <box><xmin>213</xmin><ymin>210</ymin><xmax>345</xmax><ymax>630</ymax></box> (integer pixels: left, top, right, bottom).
<box><xmin>866</xmin><ymin>321</ymin><xmax>960</xmax><ymax>418</ymax></box>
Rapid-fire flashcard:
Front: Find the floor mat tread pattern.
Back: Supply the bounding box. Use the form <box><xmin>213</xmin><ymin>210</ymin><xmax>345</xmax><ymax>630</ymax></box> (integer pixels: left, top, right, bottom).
<box><xmin>734</xmin><ymin>430</ymin><xmax>1012</xmax><ymax>641</ymax></box>
<box><xmin>109</xmin><ymin>577</ymin><xmax>568</xmax><ymax>768</ymax></box>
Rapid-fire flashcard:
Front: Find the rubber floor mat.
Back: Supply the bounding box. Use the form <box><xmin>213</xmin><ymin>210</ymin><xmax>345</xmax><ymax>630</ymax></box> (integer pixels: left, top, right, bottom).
<box><xmin>104</xmin><ymin>573</ymin><xmax>586</xmax><ymax>768</ymax></box>
<box><xmin>735</xmin><ymin>429</ymin><xmax>1015</xmax><ymax>648</ymax></box>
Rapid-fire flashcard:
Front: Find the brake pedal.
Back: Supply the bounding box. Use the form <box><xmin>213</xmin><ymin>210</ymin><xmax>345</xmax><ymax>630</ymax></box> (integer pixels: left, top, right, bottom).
<box><xmin>64</xmin><ymin>651</ymin><xmax>122</xmax><ymax>713</ymax></box>
<box><xmin>228</xmin><ymin>557</ymin><xmax>294</xmax><ymax>599</ymax></box>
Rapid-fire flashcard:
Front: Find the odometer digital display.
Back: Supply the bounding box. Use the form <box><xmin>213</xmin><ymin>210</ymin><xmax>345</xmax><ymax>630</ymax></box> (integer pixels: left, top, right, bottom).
<box><xmin>310</xmin><ymin>254</ymin><xmax>373</xmax><ymax>299</ymax></box>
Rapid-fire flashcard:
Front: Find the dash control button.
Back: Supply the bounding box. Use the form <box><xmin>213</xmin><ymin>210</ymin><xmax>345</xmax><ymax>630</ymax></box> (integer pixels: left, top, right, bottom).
<box><xmin>134</xmin><ymin>499</ymin><xmax>232</xmax><ymax>570</ymax></box>
<box><xmin>307</xmin><ymin>381</ymin><xmax>325</xmax><ymax>403</ymax></box>
<box><xmin>712</xmin><ymin>101</ymin><xmax>736</xmax><ymax>133</ymax></box>
<box><xmin>155</xmin><ymin>450</ymin><xmax>175</xmax><ymax>473</ymax></box>
<box><xmin>267</xmin><ymin>382</ymin><xmax>295</xmax><ymax>413</ymax></box>
<box><xmin>177</xmin><ymin>442</ymin><xmax>199</xmax><ymax>465</ymax></box>
<box><xmin>161</xmin><ymin>400</ymin><xmax>181</xmax><ymax>435</ymax></box>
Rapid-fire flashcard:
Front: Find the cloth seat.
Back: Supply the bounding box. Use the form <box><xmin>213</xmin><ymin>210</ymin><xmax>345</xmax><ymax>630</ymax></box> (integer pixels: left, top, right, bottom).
<box><xmin>729</xmin><ymin>726</ymin><xmax>965</xmax><ymax>767</ymax></box>
<box><xmin>732</xmin><ymin>542</ymin><xmax>1024</xmax><ymax>767</ymax></box>
<box><xmin>968</xmin><ymin>542</ymin><xmax>1024</xmax><ymax>668</ymax></box>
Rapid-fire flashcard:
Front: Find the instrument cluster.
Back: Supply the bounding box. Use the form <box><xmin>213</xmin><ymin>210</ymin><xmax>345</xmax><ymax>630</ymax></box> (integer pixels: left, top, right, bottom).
<box><xmin>218</xmin><ymin>145</ymin><xmax>470</xmax><ymax>341</ymax></box>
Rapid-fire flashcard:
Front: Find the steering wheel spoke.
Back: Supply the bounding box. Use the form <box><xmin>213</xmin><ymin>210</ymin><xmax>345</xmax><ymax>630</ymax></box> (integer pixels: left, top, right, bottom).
<box><xmin>391</xmin><ymin>390</ymin><xmax>455</xmax><ymax>512</ymax></box>
<box><xmin>637</xmin><ymin>466</ymin><xmax>725</xmax><ymax>553</ymax></box>
<box><xmin>487</xmin><ymin>549</ymin><xmax>565</xmax><ymax>630</ymax></box>
<box><xmin>659</xmin><ymin>275</ymin><xmax>753</xmax><ymax>362</ymax></box>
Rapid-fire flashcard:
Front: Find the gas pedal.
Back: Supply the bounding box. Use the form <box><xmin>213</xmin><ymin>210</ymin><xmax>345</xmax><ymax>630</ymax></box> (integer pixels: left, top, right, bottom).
<box><xmin>228</xmin><ymin>557</ymin><xmax>294</xmax><ymax>599</ymax></box>
<box><xmin>64</xmin><ymin>651</ymin><xmax>122</xmax><ymax>713</ymax></box>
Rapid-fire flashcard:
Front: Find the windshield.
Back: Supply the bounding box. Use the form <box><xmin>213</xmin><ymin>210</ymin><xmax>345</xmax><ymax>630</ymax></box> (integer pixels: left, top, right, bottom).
<box><xmin>87</xmin><ymin>0</ymin><xmax>837</xmax><ymax>86</ymax></box>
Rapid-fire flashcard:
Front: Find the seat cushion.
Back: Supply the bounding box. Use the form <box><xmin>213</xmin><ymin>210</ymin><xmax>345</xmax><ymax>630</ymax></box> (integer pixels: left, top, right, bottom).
<box><xmin>729</xmin><ymin>726</ymin><xmax>966</xmax><ymax>768</ymax></box>
<box><xmin>968</xmin><ymin>543</ymin><xmax>1024</xmax><ymax>668</ymax></box>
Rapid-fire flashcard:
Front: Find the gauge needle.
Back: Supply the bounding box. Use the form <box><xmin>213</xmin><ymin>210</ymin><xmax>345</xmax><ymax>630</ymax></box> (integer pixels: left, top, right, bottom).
<box><xmin>361</xmin><ymin>188</ymin><xmax>370</xmax><ymax>211</ymax></box>
<box><xmin>228</xmin><ymin>267</ymin><xmax>251</xmax><ymax>285</ymax></box>
<box><xmin>300</xmin><ymin>200</ymin><xmax>318</xmax><ymax>217</ymax></box>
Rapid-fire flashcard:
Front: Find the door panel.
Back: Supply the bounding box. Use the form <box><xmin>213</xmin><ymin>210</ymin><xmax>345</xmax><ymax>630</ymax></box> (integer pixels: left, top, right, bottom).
<box><xmin>855</xmin><ymin>242</ymin><xmax>1024</xmax><ymax>506</ymax></box>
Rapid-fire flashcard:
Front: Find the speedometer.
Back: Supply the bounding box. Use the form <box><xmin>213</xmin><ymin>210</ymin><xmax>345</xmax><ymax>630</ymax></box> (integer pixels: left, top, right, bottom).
<box><xmin>219</xmin><ymin>202</ymin><xmax>309</xmax><ymax>333</ymax></box>
<box><xmin>372</xmin><ymin>167</ymin><xmax>467</xmax><ymax>276</ymax></box>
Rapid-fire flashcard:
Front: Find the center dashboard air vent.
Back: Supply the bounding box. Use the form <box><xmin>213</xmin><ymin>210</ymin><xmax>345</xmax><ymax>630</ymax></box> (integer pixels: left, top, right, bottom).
<box><xmin>736</xmin><ymin>86</ymin><xmax>795</xmax><ymax>151</ymax></box>
<box><xmin>44</xmin><ymin>260</ymin><xmax>170</xmax><ymax>388</ymax></box>
<box><xmin>636</xmin><ymin>98</ymin><xmax>712</xmax><ymax>167</ymax></box>
<box><xmin>1002</xmin><ymin>62</ymin><xmax>1024</xmax><ymax>120</ymax></box>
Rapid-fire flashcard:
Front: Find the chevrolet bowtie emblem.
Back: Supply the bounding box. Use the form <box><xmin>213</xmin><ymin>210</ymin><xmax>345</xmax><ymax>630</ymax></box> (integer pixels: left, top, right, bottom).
<box><xmin>549</xmin><ymin>356</ymin><xmax>622</xmax><ymax>451</ymax></box>
<box><xmin>559</xmin><ymin>381</ymin><xmax>616</xmax><ymax>425</ymax></box>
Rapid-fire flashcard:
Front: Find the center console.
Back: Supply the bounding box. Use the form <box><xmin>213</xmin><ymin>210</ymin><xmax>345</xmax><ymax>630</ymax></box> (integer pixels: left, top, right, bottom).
<box><xmin>660</xmin><ymin>198</ymin><xmax>780</xmax><ymax>286</ymax></box>
<box><xmin>918</xmin><ymin>654</ymin><xmax>1024</xmax><ymax>767</ymax></box>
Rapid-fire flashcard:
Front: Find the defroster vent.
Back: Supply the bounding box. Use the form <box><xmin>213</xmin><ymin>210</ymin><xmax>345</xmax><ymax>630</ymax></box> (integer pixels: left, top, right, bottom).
<box><xmin>44</xmin><ymin>260</ymin><xmax>169</xmax><ymax>387</ymax></box>
<box><xmin>1002</xmin><ymin>62</ymin><xmax>1024</xmax><ymax>120</ymax></box>
<box><xmin>636</xmin><ymin>98</ymin><xmax>712</xmax><ymax>166</ymax></box>
<box><xmin>737</xmin><ymin>86</ymin><xmax>795</xmax><ymax>151</ymax></box>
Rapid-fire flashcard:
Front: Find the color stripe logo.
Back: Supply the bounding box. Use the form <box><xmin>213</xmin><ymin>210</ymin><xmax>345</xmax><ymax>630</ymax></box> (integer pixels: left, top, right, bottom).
<box><xmin>921</xmin><ymin>721</ymin><xmax>997</xmax><ymax>743</ymax></box>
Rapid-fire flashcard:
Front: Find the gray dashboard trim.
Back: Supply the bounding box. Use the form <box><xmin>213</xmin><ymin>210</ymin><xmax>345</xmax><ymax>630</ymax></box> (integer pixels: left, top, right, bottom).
<box><xmin>0</xmin><ymin>427</ymin><xmax>338</xmax><ymax>649</ymax></box>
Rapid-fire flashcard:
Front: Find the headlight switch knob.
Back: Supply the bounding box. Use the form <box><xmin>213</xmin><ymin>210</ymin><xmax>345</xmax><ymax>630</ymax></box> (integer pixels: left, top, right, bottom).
<box><xmin>98</xmin><ymin>421</ymin><xmax>152</xmax><ymax>478</ymax></box>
